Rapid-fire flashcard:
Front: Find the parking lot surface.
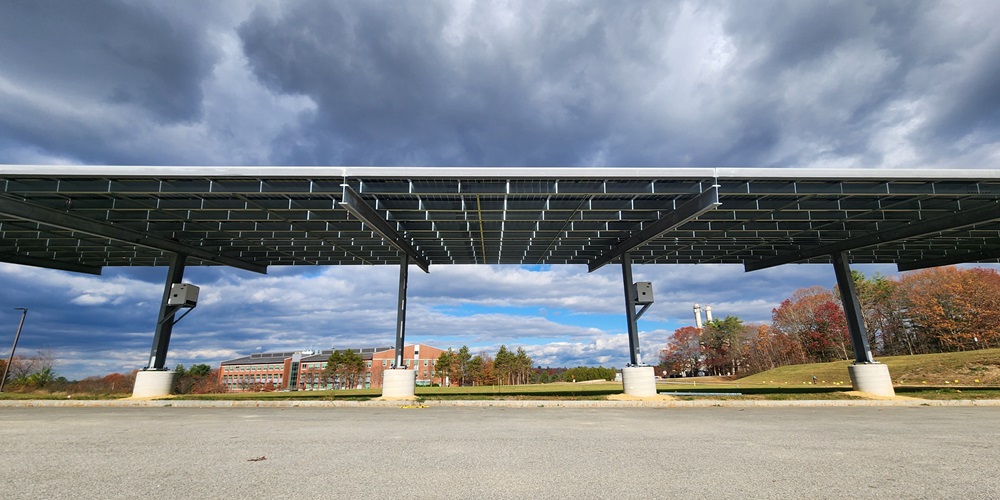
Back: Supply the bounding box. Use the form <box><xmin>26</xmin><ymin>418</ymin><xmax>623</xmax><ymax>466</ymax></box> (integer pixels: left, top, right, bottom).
<box><xmin>1</xmin><ymin>406</ymin><xmax>998</xmax><ymax>499</ymax></box>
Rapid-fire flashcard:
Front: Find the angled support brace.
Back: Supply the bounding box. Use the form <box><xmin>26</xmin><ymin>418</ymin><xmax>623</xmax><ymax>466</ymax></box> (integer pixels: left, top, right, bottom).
<box><xmin>0</xmin><ymin>196</ymin><xmax>266</xmax><ymax>274</ymax></box>
<box><xmin>635</xmin><ymin>303</ymin><xmax>652</xmax><ymax>320</ymax></box>
<box><xmin>831</xmin><ymin>252</ymin><xmax>873</xmax><ymax>363</ymax></box>
<box><xmin>589</xmin><ymin>185</ymin><xmax>720</xmax><ymax>272</ymax></box>
<box><xmin>746</xmin><ymin>200</ymin><xmax>1000</xmax><ymax>272</ymax></box>
<box><xmin>146</xmin><ymin>254</ymin><xmax>187</xmax><ymax>370</ymax></box>
<box><xmin>339</xmin><ymin>186</ymin><xmax>431</xmax><ymax>273</ymax></box>
<box><xmin>156</xmin><ymin>305</ymin><xmax>195</xmax><ymax>327</ymax></box>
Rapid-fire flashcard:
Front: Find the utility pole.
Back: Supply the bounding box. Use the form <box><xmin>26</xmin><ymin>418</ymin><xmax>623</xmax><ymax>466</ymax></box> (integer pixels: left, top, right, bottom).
<box><xmin>0</xmin><ymin>308</ymin><xmax>28</xmax><ymax>392</ymax></box>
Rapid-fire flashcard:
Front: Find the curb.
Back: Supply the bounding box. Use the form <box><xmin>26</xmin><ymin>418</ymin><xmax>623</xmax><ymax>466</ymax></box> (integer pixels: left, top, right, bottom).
<box><xmin>2</xmin><ymin>398</ymin><xmax>999</xmax><ymax>408</ymax></box>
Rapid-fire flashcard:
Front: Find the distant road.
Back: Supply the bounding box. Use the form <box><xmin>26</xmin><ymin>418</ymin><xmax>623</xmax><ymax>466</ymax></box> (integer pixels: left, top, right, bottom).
<box><xmin>1</xmin><ymin>406</ymin><xmax>998</xmax><ymax>499</ymax></box>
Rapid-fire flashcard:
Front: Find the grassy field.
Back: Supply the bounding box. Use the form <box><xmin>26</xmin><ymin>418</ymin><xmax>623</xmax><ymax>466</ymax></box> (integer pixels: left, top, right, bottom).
<box><xmin>1</xmin><ymin>348</ymin><xmax>997</xmax><ymax>401</ymax></box>
<box><xmin>735</xmin><ymin>347</ymin><xmax>1000</xmax><ymax>387</ymax></box>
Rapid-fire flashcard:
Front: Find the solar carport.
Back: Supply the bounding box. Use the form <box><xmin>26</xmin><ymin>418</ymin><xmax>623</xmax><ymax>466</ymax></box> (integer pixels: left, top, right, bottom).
<box><xmin>2</xmin><ymin>166</ymin><xmax>998</xmax><ymax>397</ymax></box>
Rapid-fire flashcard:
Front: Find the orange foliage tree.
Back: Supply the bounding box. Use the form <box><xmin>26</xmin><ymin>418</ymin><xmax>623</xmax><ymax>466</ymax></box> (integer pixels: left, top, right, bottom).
<box><xmin>901</xmin><ymin>266</ymin><xmax>1000</xmax><ymax>351</ymax></box>
<box><xmin>771</xmin><ymin>286</ymin><xmax>851</xmax><ymax>362</ymax></box>
<box><xmin>659</xmin><ymin>326</ymin><xmax>703</xmax><ymax>377</ymax></box>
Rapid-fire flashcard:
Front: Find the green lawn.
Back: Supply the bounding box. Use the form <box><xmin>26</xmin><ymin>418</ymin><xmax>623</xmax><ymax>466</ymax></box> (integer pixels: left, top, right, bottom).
<box><xmin>736</xmin><ymin>347</ymin><xmax>1000</xmax><ymax>387</ymax></box>
<box><xmin>2</xmin><ymin>348</ymin><xmax>997</xmax><ymax>401</ymax></box>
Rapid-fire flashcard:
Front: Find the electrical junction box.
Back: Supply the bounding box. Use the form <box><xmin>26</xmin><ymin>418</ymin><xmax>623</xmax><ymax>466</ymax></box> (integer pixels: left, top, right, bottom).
<box><xmin>634</xmin><ymin>282</ymin><xmax>654</xmax><ymax>305</ymax></box>
<box><xmin>168</xmin><ymin>283</ymin><xmax>200</xmax><ymax>307</ymax></box>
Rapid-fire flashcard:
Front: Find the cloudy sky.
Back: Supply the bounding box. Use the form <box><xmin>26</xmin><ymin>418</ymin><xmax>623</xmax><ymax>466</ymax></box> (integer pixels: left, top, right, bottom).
<box><xmin>1</xmin><ymin>1</ymin><xmax>999</xmax><ymax>379</ymax></box>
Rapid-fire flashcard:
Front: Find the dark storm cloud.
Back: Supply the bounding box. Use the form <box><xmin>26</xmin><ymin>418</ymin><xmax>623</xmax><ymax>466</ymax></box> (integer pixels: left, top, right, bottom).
<box><xmin>2</xmin><ymin>0</ymin><xmax>997</xmax><ymax>168</ymax></box>
<box><xmin>0</xmin><ymin>0</ymin><xmax>216</xmax><ymax>163</ymax></box>
<box><xmin>238</xmin><ymin>1</ymin><xmax>687</xmax><ymax>166</ymax></box>
<box><xmin>234</xmin><ymin>0</ymin><xmax>1000</xmax><ymax>168</ymax></box>
<box><xmin>0</xmin><ymin>0</ymin><xmax>212</xmax><ymax>122</ymax></box>
<box><xmin>916</xmin><ymin>32</ymin><xmax>1000</xmax><ymax>151</ymax></box>
<box><xmin>722</xmin><ymin>0</ymin><xmax>1000</xmax><ymax>166</ymax></box>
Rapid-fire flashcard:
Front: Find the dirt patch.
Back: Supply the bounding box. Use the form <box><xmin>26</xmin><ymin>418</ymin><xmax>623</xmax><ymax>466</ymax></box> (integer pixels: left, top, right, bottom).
<box><xmin>843</xmin><ymin>391</ymin><xmax>924</xmax><ymax>401</ymax></box>
<box><xmin>606</xmin><ymin>393</ymin><xmax>676</xmax><ymax>402</ymax></box>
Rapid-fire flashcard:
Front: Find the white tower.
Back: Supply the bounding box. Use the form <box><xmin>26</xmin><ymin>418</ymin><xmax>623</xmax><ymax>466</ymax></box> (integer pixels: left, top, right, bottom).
<box><xmin>705</xmin><ymin>305</ymin><xmax>713</xmax><ymax>323</ymax></box>
<box><xmin>693</xmin><ymin>303</ymin><xmax>703</xmax><ymax>329</ymax></box>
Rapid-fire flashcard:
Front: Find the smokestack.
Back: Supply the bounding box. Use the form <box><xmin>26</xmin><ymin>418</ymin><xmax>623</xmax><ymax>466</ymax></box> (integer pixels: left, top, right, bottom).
<box><xmin>705</xmin><ymin>305</ymin><xmax>713</xmax><ymax>323</ymax></box>
<box><xmin>693</xmin><ymin>303</ymin><xmax>703</xmax><ymax>329</ymax></box>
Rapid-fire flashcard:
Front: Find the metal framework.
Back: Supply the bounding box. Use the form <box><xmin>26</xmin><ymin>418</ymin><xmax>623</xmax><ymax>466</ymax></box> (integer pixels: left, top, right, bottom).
<box><xmin>1</xmin><ymin>166</ymin><xmax>998</xmax><ymax>274</ymax></box>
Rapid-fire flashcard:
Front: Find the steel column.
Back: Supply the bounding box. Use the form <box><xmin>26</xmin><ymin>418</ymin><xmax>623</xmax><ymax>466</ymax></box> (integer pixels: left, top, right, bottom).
<box><xmin>146</xmin><ymin>253</ymin><xmax>187</xmax><ymax>369</ymax></box>
<box><xmin>621</xmin><ymin>252</ymin><xmax>642</xmax><ymax>366</ymax></box>
<box><xmin>832</xmin><ymin>252</ymin><xmax>874</xmax><ymax>363</ymax></box>
<box><xmin>0</xmin><ymin>308</ymin><xmax>28</xmax><ymax>392</ymax></box>
<box><xmin>394</xmin><ymin>255</ymin><xmax>409</xmax><ymax>368</ymax></box>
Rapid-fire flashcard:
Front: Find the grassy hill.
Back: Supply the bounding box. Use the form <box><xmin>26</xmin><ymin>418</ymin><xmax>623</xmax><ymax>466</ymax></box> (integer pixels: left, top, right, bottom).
<box><xmin>736</xmin><ymin>347</ymin><xmax>1000</xmax><ymax>387</ymax></box>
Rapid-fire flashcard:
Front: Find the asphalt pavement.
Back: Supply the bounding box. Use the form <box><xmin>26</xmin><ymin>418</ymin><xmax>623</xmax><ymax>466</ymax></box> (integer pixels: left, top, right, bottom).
<box><xmin>1</xmin><ymin>406</ymin><xmax>998</xmax><ymax>499</ymax></box>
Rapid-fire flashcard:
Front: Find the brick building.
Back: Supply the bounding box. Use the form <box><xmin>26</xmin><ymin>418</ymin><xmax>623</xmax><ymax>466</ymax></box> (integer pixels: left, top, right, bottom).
<box><xmin>218</xmin><ymin>344</ymin><xmax>445</xmax><ymax>392</ymax></box>
<box><xmin>371</xmin><ymin>344</ymin><xmax>446</xmax><ymax>387</ymax></box>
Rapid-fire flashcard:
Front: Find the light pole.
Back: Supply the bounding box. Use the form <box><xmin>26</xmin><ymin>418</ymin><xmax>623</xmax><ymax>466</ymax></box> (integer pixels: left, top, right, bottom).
<box><xmin>0</xmin><ymin>308</ymin><xmax>28</xmax><ymax>393</ymax></box>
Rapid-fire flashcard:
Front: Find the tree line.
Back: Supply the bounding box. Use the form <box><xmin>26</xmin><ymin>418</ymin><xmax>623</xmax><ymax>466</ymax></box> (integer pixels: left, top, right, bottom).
<box><xmin>435</xmin><ymin>345</ymin><xmax>534</xmax><ymax>386</ymax></box>
<box><xmin>0</xmin><ymin>350</ymin><xmax>58</xmax><ymax>391</ymax></box>
<box><xmin>659</xmin><ymin>266</ymin><xmax>1000</xmax><ymax>378</ymax></box>
<box><xmin>0</xmin><ymin>358</ymin><xmax>223</xmax><ymax>395</ymax></box>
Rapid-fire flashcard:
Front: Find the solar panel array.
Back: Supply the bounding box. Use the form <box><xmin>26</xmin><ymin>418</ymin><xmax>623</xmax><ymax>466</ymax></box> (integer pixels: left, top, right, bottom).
<box><xmin>1</xmin><ymin>167</ymin><xmax>998</xmax><ymax>273</ymax></box>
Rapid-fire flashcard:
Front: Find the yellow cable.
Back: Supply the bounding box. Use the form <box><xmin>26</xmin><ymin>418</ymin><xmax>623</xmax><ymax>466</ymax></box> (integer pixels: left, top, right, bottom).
<box><xmin>477</xmin><ymin>195</ymin><xmax>487</xmax><ymax>263</ymax></box>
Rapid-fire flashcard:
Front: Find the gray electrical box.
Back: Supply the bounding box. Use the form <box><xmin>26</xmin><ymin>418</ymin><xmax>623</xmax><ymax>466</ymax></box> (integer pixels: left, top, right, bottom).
<box><xmin>634</xmin><ymin>282</ymin><xmax>653</xmax><ymax>305</ymax></box>
<box><xmin>168</xmin><ymin>283</ymin><xmax>200</xmax><ymax>307</ymax></box>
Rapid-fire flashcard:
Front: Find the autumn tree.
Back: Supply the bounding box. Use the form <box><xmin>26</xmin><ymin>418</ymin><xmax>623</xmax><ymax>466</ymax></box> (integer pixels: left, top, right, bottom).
<box><xmin>466</xmin><ymin>352</ymin><xmax>495</xmax><ymax>386</ymax></box>
<box><xmin>189</xmin><ymin>368</ymin><xmax>227</xmax><ymax>394</ymax></box>
<box><xmin>844</xmin><ymin>271</ymin><xmax>912</xmax><ymax>355</ymax></box>
<box><xmin>173</xmin><ymin>363</ymin><xmax>216</xmax><ymax>393</ymax></box>
<box><xmin>70</xmin><ymin>371</ymin><xmax>138</xmax><ymax>395</ymax></box>
<box><xmin>771</xmin><ymin>286</ymin><xmax>851</xmax><ymax>362</ymax></box>
<box><xmin>659</xmin><ymin>326</ymin><xmax>702</xmax><ymax>377</ymax></box>
<box><xmin>901</xmin><ymin>266</ymin><xmax>1000</xmax><ymax>351</ymax></box>
<box><xmin>742</xmin><ymin>324</ymin><xmax>807</xmax><ymax>374</ymax></box>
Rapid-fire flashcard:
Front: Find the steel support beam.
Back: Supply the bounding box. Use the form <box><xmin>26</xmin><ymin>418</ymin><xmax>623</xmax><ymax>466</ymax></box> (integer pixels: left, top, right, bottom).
<box><xmin>746</xmin><ymin>200</ymin><xmax>1000</xmax><ymax>272</ymax></box>
<box><xmin>831</xmin><ymin>252</ymin><xmax>874</xmax><ymax>363</ymax></box>
<box><xmin>146</xmin><ymin>254</ymin><xmax>186</xmax><ymax>370</ymax></box>
<box><xmin>621</xmin><ymin>252</ymin><xmax>643</xmax><ymax>366</ymax></box>
<box><xmin>339</xmin><ymin>186</ymin><xmax>430</xmax><ymax>273</ymax></box>
<box><xmin>0</xmin><ymin>197</ymin><xmax>266</xmax><ymax>274</ymax></box>
<box><xmin>897</xmin><ymin>248</ymin><xmax>1000</xmax><ymax>272</ymax></box>
<box><xmin>394</xmin><ymin>255</ymin><xmax>409</xmax><ymax>368</ymax></box>
<box><xmin>0</xmin><ymin>253</ymin><xmax>102</xmax><ymax>275</ymax></box>
<box><xmin>589</xmin><ymin>185</ymin><xmax>720</xmax><ymax>272</ymax></box>
<box><xmin>0</xmin><ymin>308</ymin><xmax>28</xmax><ymax>392</ymax></box>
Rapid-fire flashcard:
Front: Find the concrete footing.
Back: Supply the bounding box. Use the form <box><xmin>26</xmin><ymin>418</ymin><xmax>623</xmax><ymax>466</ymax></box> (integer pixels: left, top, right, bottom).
<box><xmin>622</xmin><ymin>366</ymin><xmax>657</xmax><ymax>397</ymax></box>
<box><xmin>848</xmin><ymin>363</ymin><xmax>895</xmax><ymax>397</ymax></box>
<box><xmin>382</xmin><ymin>369</ymin><xmax>416</xmax><ymax>398</ymax></box>
<box><xmin>132</xmin><ymin>370</ymin><xmax>175</xmax><ymax>398</ymax></box>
